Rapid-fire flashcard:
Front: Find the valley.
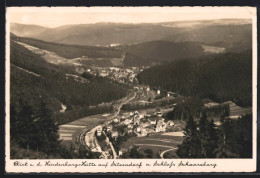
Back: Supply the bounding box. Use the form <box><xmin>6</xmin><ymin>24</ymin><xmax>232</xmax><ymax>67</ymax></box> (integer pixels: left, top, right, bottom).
<box><xmin>9</xmin><ymin>18</ymin><xmax>253</xmax><ymax>159</ymax></box>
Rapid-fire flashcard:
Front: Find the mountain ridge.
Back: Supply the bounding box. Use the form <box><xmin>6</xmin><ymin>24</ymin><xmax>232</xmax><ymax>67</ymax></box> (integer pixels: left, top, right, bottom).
<box><xmin>10</xmin><ymin>19</ymin><xmax>251</xmax><ymax>47</ymax></box>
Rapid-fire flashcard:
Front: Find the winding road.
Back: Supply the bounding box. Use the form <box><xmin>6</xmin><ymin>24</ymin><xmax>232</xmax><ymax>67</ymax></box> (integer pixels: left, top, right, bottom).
<box><xmin>78</xmin><ymin>91</ymin><xmax>137</xmax><ymax>158</ymax></box>
<box><xmin>160</xmin><ymin>148</ymin><xmax>178</xmax><ymax>159</ymax></box>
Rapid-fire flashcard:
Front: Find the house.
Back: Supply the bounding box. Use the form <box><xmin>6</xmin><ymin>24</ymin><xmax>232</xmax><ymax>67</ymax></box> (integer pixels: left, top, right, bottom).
<box><xmin>123</xmin><ymin>118</ymin><xmax>132</xmax><ymax>125</ymax></box>
<box><xmin>136</xmin><ymin>126</ymin><xmax>142</xmax><ymax>133</ymax></box>
<box><xmin>204</xmin><ymin>102</ymin><xmax>219</xmax><ymax>108</ymax></box>
<box><xmin>167</xmin><ymin>91</ymin><xmax>176</xmax><ymax>97</ymax></box>
<box><xmin>146</xmin><ymin>126</ymin><xmax>155</xmax><ymax>134</ymax></box>
<box><xmin>114</xmin><ymin>118</ymin><xmax>119</xmax><ymax>123</ymax></box>
<box><xmin>139</xmin><ymin>114</ymin><xmax>144</xmax><ymax>119</ymax></box>
<box><xmin>156</xmin><ymin>111</ymin><xmax>164</xmax><ymax>117</ymax></box>
<box><xmin>133</xmin><ymin>114</ymin><xmax>141</xmax><ymax>125</ymax></box>
<box><xmin>168</xmin><ymin>120</ymin><xmax>175</xmax><ymax>126</ymax></box>
<box><xmin>127</xmin><ymin>129</ymin><xmax>133</xmax><ymax>134</ymax></box>
<box><xmin>127</xmin><ymin>124</ymin><xmax>133</xmax><ymax>129</ymax></box>
<box><xmin>149</xmin><ymin>118</ymin><xmax>157</xmax><ymax>125</ymax></box>
<box><xmin>107</xmin><ymin>125</ymin><xmax>113</xmax><ymax>132</ymax></box>
<box><xmin>97</xmin><ymin>126</ymin><xmax>102</xmax><ymax>136</ymax></box>
<box><xmin>112</xmin><ymin>131</ymin><xmax>119</xmax><ymax>140</ymax></box>
<box><xmin>156</xmin><ymin>119</ymin><xmax>166</xmax><ymax>132</ymax></box>
<box><xmin>141</xmin><ymin>121</ymin><xmax>150</xmax><ymax>128</ymax></box>
<box><xmin>119</xmin><ymin>149</ymin><xmax>127</xmax><ymax>156</ymax></box>
<box><xmin>140</xmin><ymin>128</ymin><xmax>148</xmax><ymax>137</ymax></box>
<box><xmin>134</xmin><ymin>118</ymin><xmax>140</xmax><ymax>125</ymax></box>
<box><xmin>100</xmin><ymin>69</ymin><xmax>109</xmax><ymax>77</ymax></box>
<box><xmin>118</xmin><ymin>150</ymin><xmax>123</xmax><ymax>157</ymax></box>
<box><xmin>157</xmin><ymin>90</ymin><xmax>161</xmax><ymax>95</ymax></box>
<box><xmin>155</xmin><ymin>124</ymin><xmax>164</xmax><ymax>133</ymax></box>
<box><xmin>145</xmin><ymin>111</ymin><xmax>154</xmax><ymax>117</ymax></box>
<box><xmin>157</xmin><ymin>119</ymin><xmax>165</xmax><ymax>125</ymax></box>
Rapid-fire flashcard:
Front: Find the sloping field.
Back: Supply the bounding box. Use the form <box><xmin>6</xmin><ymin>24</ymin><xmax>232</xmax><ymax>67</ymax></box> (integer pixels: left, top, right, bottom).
<box><xmin>121</xmin><ymin>132</ymin><xmax>184</xmax><ymax>157</ymax></box>
<box><xmin>201</xmin><ymin>44</ymin><xmax>225</xmax><ymax>54</ymax></box>
<box><xmin>58</xmin><ymin>114</ymin><xmax>109</xmax><ymax>147</ymax></box>
<box><xmin>14</xmin><ymin>41</ymin><xmax>82</xmax><ymax>66</ymax></box>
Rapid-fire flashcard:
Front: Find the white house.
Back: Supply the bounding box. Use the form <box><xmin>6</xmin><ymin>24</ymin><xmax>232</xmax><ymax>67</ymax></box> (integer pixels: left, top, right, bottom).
<box><xmin>157</xmin><ymin>90</ymin><xmax>161</xmax><ymax>95</ymax></box>
<box><xmin>149</xmin><ymin>118</ymin><xmax>157</xmax><ymax>125</ymax></box>
<box><xmin>112</xmin><ymin>131</ymin><xmax>119</xmax><ymax>140</ymax></box>
<box><xmin>114</xmin><ymin>118</ymin><xmax>119</xmax><ymax>123</ymax></box>
<box><xmin>140</xmin><ymin>128</ymin><xmax>148</xmax><ymax>137</ymax></box>
<box><xmin>169</xmin><ymin>120</ymin><xmax>175</xmax><ymax>126</ymax></box>
<box><xmin>127</xmin><ymin>124</ymin><xmax>133</xmax><ymax>129</ymax></box>
<box><xmin>123</xmin><ymin>118</ymin><xmax>132</xmax><ymax>125</ymax></box>
<box><xmin>136</xmin><ymin>127</ymin><xmax>142</xmax><ymax>133</ymax></box>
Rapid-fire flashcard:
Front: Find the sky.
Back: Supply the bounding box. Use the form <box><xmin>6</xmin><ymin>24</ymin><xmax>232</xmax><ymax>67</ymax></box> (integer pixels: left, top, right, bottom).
<box><xmin>7</xmin><ymin>7</ymin><xmax>255</xmax><ymax>28</ymax></box>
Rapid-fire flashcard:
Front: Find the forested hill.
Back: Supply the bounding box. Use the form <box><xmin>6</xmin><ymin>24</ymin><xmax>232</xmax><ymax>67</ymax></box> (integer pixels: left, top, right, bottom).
<box><xmin>11</xmin><ymin>20</ymin><xmax>251</xmax><ymax>48</ymax></box>
<box><xmin>10</xmin><ymin>40</ymin><xmax>127</xmax><ymax>118</ymax></box>
<box><xmin>10</xmin><ymin>40</ymin><xmax>128</xmax><ymax>158</ymax></box>
<box><xmin>124</xmin><ymin>41</ymin><xmax>205</xmax><ymax>66</ymax></box>
<box><xmin>11</xmin><ymin>36</ymin><xmax>206</xmax><ymax>67</ymax></box>
<box><xmin>11</xmin><ymin>36</ymin><xmax>122</xmax><ymax>59</ymax></box>
<box><xmin>137</xmin><ymin>50</ymin><xmax>252</xmax><ymax>107</ymax></box>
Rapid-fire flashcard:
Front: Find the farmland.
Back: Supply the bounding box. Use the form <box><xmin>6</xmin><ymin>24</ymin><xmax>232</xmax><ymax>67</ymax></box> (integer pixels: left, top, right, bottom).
<box><xmin>58</xmin><ymin>113</ymin><xmax>110</xmax><ymax>148</ymax></box>
<box><xmin>120</xmin><ymin>131</ymin><xmax>184</xmax><ymax>158</ymax></box>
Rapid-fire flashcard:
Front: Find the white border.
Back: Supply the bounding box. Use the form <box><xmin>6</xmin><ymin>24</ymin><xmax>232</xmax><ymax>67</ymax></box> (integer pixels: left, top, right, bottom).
<box><xmin>5</xmin><ymin>7</ymin><xmax>257</xmax><ymax>173</ymax></box>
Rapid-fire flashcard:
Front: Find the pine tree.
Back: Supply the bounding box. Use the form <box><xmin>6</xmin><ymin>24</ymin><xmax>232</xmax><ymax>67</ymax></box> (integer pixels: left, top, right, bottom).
<box><xmin>198</xmin><ymin>112</ymin><xmax>209</xmax><ymax>157</ymax></box>
<box><xmin>207</xmin><ymin>119</ymin><xmax>218</xmax><ymax>157</ymax></box>
<box><xmin>35</xmin><ymin>99</ymin><xmax>60</xmax><ymax>155</ymax></box>
<box><xmin>214</xmin><ymin>116</ymin><xmax>238</xmax><ymax>158</ymax></box>
<box><xmin>177</xmin><ymin>116</ymin><xmax>201</xmax><ymax>158</ymax></box>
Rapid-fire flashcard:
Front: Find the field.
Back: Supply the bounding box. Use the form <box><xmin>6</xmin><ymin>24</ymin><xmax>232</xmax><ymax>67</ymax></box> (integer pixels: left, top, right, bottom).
<box><xmin>58</xmin><ymin>113</ymin><xmax>110</xmax><ymax>148</ymax></box>
<box><xmin>120</xmin><ymin>131</ymin><xmax>184</xmax><ymax>158</ymax></box>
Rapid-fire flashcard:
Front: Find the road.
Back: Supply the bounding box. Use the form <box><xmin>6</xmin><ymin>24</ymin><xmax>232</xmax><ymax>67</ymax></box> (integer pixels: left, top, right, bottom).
<box><xmin>78</xmin><ymin>91</ymin><xmax>137</xmax><ymax>158</ymax></box>
<box><xmin>133</xmin><ymin>143</ymin><xmax>177</xmax><ymax>158</ymax></box>
<box><xmin>160</xmin><ymin>148</ymin><xmax>178</xmax><ymax>159</ymax></box>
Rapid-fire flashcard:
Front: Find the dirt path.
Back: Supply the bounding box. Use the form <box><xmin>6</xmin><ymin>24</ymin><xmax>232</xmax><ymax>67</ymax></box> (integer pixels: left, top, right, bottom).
<box><xmin>160</xmin><ymin>148</ymin><xmax>178</xmax><ymax>159</ymax></box>
<box><xmin>12</xmin><ymin>64</ymin><xmax>41</xmax><ymax>77</ymax></box>
<box><xmin>134</xmin><ymin>143</ymin><xmax>175</xmax><ymax>149</ymax></box>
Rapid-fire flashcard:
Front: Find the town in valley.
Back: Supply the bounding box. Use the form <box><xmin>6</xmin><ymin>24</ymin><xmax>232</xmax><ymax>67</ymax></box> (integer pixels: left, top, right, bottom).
<box><xmin>9</xmin><ymin>8</ymin><xmax>253</xmax><ymax>159</ymax></box>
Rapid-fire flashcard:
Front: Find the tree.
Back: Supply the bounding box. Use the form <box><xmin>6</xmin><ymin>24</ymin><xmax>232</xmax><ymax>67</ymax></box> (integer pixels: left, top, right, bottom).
<box><xmin>34</xmin><ymin>99</ymin><xmax>60</xmax><ymax>155</ymax></box>
<box><xmin>198</xmin><ymin>112</ymin><xmax>209</xmax><ymax>157</ymax></box>
<box><xmin>177</xmin><ymin>116</ymin><xmax>201</xmax><ymax>158</ymax></box>
<box><xmin>214</xmin><ymin>116</ymin><xmax>239</xmax><ymax>158</ymax></box>
<box><xmin>206</xmin><ymin>119</ymin><xmax>218</xmax><ymax>157</ymax></box>
<box><xmin>121</xmin><ymin>146</ymin><xmax>145</xmax><ymax>158</ymax></box>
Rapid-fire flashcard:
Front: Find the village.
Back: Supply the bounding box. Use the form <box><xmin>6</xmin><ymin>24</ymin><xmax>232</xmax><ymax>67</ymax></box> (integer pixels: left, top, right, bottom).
<box><xmin>79</xmin><ymin>83</ymin><xmax>252</xmax><ymax>159</ymax></box>
<box><xmin>87</xmin><ymin>107</ymin><xmax>176</xmax><ymax>159</ymax></box>
<box><xmin>83</xmin><ymin>66</ymin><xmax>146</xmax><ymax>84</ymax></box>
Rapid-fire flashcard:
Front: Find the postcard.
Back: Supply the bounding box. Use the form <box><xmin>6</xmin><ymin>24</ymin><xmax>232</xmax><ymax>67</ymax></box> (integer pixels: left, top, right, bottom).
<box><xmin>5</xmin><ymin>6</ymin><xmax>257</xmax><ymax>173</ymax></box>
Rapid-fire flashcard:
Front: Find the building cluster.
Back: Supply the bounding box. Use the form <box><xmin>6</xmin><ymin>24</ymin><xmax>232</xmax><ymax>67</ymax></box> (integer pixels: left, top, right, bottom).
<box><xmin>133</xmin><ymin>85</ymin><xmax>150</xmax><ymax>91</ymax></box>
<box><xmin>85</xmin><ymin>66</ymin><xmax>145</xmax><ymax>84</ymax></box>
<box><xmin>203</xmin><ymin>99</ymin><xmax>252</xmax><ymax>119</ymax></box>
<box><xmin>98</xmin><ymin>109</ymin><xmax>175</xmax><ymax>140</ymax></box>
